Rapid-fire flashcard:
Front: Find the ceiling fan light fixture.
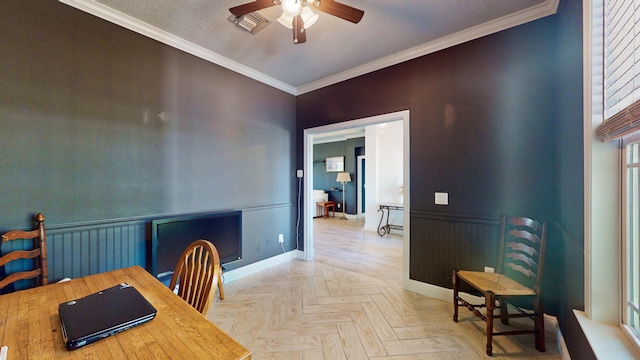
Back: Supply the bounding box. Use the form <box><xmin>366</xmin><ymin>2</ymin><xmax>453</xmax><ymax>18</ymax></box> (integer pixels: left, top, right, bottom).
<box><xmin>278</xmin><ymin>1</ymin><xmax>317</xmax><ymax>30</ymax></box>
<box><xmin>300</xmin><ymin>6</ymin><xmax>318</xmax><ymax>29</ymax></box>
<box><xmin>281</xmin><ymin>0</ymin><xmax>302</xmax><ymax>16</ymax></box>
<box><xmin>277</xmin><ymin>12</ymin><xmax>294</xmax><ymax>29</ymax></box>
<box><xmin>229</xmin><ymin>0</ymin><xmax>363</xmax><ymax>44</ymax></box>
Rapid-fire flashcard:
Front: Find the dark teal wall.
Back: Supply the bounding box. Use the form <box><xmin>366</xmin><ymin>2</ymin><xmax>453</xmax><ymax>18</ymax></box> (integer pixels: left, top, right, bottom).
<box><xmin>313</xmin><ymin>138</ymin><xmax>364</xmax><ymax>215</ymax></box>
<box><xmin>0</xmin><ymin>1</ymin><xmax>296</xmax><ymax>228</ymax></box>
<box><xmin>0</xmin><ymin>1</ymin><xmax>297</xmax><ymax>272</ymax></box>
<box><xmin>2</xmin><ymin>0</ymin><xmax>587</xmax><ymax>355</ymax></box>
<box><xmin>296</xmin><ymin>0</ymin><xmax>584</xmax><ymax>349</ymax></box>
<box><xmin>554</xmin><ymin>0</ymin><xmax>588</xmax><ymax>357</ymax></box>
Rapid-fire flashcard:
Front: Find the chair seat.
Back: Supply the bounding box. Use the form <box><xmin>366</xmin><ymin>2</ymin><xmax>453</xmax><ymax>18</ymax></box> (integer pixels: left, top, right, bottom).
<box><xmin>456</xmin><ymin>270</ymin><xmax>535</xmax><ymax>297</ymax></box>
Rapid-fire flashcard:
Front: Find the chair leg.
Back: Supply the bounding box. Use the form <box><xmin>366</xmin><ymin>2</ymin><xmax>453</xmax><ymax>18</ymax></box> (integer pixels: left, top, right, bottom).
<box><xmin>499</xmin><ymin>299</ymin><xmax>509</xmax><ymax>325</ymax></box>
<box><xmin>534</xmin><ymin>298</ymin><xmax>545</xmax><ymax>352</ymax></box>
<box><xmin>452</xmin><ymin>270</ymin><xmax>459</xmax><ymax>322</ymax></box>
<box><xmin>485</xmin><ymin>291</ymin><xmax>495</xmax><ymax>356</ymax></box>
<box><xmin>218</xmin><ymin>272</ymin><xmax>225</xmax><ymax>301</ymax></box>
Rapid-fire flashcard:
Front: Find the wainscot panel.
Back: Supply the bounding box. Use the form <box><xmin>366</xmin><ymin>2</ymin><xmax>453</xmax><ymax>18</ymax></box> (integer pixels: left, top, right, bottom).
<box><xmin>48</xmin><ymin>219</ymin><xmax>147</xmax><ymax>282</ymax></box>
<box><xmin>41</xmin><ymin>204</ymin><xmax>295</xmax><ymax>282</ymax></box>
<box><xmin>409</xmin><ymin>211</ymin><xmax>501</xmax><ymax>288</ymax></box>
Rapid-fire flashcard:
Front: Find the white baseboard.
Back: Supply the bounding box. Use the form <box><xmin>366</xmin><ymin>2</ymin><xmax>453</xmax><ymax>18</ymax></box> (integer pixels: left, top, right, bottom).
<box><xmin>405</xmin><ymin>278</ymin><xmax>560</xmax><ymax>341</ymax></box>
<box><xmin>222</xmin><ymin>250</ymin><xmax>301</xmax><ymax>283</ymax></box>
<box><xmin>363</xmin><ymin>224</ymin><xmax>378</xmax><ymax>232</ymax></box>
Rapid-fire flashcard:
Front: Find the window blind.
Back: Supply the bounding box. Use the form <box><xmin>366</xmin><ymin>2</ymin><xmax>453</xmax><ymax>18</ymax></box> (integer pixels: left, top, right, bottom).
<box><xmin>598</xmin><ymin>0</ymin><xmax>640</xmax><ymax>141</ymax></box>
<box><xmin>597</xmin><ymin>98</ymin><xmax>640</xmax><ymax>141</ymax></box>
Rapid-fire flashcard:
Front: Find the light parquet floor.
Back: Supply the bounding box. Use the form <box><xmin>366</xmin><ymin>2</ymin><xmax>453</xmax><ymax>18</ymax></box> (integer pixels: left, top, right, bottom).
<box><xmin>207</xmin><ymin>217</ymin><xmax>561</xmax><ymax>359</ymax></box>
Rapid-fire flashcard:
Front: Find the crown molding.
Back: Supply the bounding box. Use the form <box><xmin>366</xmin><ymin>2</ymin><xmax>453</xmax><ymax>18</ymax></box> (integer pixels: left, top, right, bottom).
<box><xmin>296</xmin><ymin>0</ymin><xmax>559</xmax><ymax>95</ymax></box>
<box><xmin>58</xmin><ymin>0</ymin><xmax>297</xmax><ymax>95</ymax></box>
<box><xmin>59</xmin><ymin>0</ymin><xmax>558</xmax><ymax>97</ymax></box>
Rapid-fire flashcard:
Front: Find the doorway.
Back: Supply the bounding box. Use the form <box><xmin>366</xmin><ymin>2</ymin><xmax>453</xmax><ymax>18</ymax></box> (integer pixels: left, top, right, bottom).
<box><xmin>302</xmin><ymin>110</ymin><xmax>410</xmax><ymax>284</ymax></box>
<box><xmin>357</xmin><ymin>155</ymin><xmax>365</xmax><ymax>217</ymax></box>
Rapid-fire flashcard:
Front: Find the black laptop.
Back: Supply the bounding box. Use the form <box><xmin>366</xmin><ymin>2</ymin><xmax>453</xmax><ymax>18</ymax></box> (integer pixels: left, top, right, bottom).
<box><xmin>58</xmin><ymin>283</ymin><xmax>157</xmax><ymax>350</ymax></box>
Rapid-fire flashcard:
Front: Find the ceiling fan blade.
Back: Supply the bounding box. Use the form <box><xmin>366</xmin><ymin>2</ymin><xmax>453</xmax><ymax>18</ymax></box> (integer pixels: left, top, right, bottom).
<box><xmin>293</xmin><ymin>14</ymin><xmax>306</xmax><ymax>44</ymax></box>
<box><xmin>316</xmin><ymin>0</ymin><xmax>364</xmax><ymax>24</ymax></box>
<box><xmin>229</xmin><ymin>0</ymin><xmax>278</xmax><ymax>17</ymax></box>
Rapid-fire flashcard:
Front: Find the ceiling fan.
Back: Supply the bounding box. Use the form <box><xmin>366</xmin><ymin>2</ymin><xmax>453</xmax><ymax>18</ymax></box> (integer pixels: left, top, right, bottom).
<box><xmin>229</xmin><ymin>0</ymin><xmax>364</xmax><ymax>44</ymax></box>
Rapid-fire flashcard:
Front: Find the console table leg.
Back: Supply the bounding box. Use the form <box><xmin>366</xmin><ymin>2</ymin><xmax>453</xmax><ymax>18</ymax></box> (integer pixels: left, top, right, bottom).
<box><xmin>377</xmin><ymin>204</ymin><xmax>403</xmax><ymax>237</ymax></box>
<box><xmin>377</xmin><ymin>207</ymin><xmax>387</xmax><ymax>236</ymax></box>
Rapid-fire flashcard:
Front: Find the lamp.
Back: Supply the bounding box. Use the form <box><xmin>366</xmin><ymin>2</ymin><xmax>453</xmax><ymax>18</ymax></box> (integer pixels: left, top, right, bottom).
<box><xmin>277</xmin><ymin>0</ymin><xmax>319</xmax><ymax>30</ymax></box>
<box><xmin>336</xmin><ymin>172</ymin><xmax>351</xmax><ymax>220</ymax></box>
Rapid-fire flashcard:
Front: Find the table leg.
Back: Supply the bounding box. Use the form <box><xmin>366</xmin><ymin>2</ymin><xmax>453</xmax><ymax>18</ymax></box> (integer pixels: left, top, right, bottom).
<box><xmin>377</xmin><ymin>207</ymin><xmax>388</xmax><ymax>236</ymax></box>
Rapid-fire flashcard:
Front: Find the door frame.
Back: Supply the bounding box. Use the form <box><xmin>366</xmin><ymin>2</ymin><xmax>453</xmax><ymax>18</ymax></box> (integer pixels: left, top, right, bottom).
<box><xmin>356</xmin><ymin>155</ymin><xmax>366</xmax><ymax>217</ymax></box>
<box><xmin>301</xmin><ymin>110</ymin><xmax>410</xmax><ymax>286</ymax></box>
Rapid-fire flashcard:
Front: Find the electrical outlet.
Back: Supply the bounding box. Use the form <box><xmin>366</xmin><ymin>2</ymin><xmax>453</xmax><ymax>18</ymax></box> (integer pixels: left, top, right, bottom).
<box><xmin>337</xmin><ymin>203</ymin><xmax>341</xmax><ymax>209</ymax></box>
<box><xmin>296</xmin><ymin>169</ymin><xmax>303</xmax><ymax>178</ymax></box>
<box><xmin>278</xmin><ymin>234</ymin><xmax>284</xmax><ymax>243</ymax></box>
<box><xmin>484</xmin><ymin>266</ymin><xmax>495</xmax><ymax>273</ymax></box>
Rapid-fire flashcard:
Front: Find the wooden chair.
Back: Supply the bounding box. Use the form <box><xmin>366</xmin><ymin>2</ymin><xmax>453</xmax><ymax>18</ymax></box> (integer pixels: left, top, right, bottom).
<box><xmin>169</xmin><ymin>239</ymin><xmax>224</xmax><ymax>314</ymax></box>
<box><xmin>0</xmin><ymin>213</ymin><xmax>48</xmax><ymax>292</ymax></box>
<box><xmin>452</xmin><ymin>215</ymin><xmax>547</xmax><ymax>356</ymax></box>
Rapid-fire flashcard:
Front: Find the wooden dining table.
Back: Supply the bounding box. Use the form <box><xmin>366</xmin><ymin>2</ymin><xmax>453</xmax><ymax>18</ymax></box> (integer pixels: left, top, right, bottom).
<box><xmin>0</xmin><ymin>265</ymin><xmax>251</xmax><ymax>359</ymax></box>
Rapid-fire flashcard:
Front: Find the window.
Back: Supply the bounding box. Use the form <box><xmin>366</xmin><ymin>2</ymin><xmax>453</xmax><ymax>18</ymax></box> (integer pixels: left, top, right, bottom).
<box><xmin>604</xmin><ymin>0</ymin><xmax>640</xmax><ymax>341</ymax></box>
<box><xmin>626</xmin><ymin>139</ymin><xmax>640</xmax><ymax>337</ymax></box>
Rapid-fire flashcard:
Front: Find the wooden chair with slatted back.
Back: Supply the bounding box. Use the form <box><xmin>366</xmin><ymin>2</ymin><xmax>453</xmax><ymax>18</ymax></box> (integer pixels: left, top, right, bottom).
<box><xmin>169</xmin><ymin>239</ymin><xmax>224</xmax><ymax>314</ymax></box>
<box><xmin>452</xmin><ymin>215</ymin><xmax>547</xmax><ymax>356</ymax></box>
<box><xmin>0</xmin><ymin>213</ymin><xmax>48</xmax><ymax>292</ymax></box>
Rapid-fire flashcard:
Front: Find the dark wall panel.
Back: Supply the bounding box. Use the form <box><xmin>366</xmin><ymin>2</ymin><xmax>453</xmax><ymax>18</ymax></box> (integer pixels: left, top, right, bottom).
<box><xmin>313</xmin><ymin>138</ymin><xmax>364</xmax><ymax>214</ymax></box>
<box><xmin>296</xmin><ymin>0</ymin><xmax>584</xmax><ymax>343</ymax></box>
<box><xmin>298</xmin><ymin>14</ymin><xmax>560</xmax><ymax>220</ymax></box>
<box><xmin>410</xmin><ymin>212</ymin><xmax>501</xmax><ymax>287</ymax></box>
<box><xmin>298</xmin><ymin>15</ymin><xmax>562</xmax><ymax>230</ymax></box>
<box><xmin>554</xmin><ymin>0</ymin><xmax>585</xmax><ymax>317</ymax></box>
<box><xmin>0</xmin><ymin>1</ymin><xmax>296</xmax><ymax>229</ymax></box>
<box><xmin>5</xmin><ymin>204</ymin><xmax>295</xmax><ymax>283</ymax></box>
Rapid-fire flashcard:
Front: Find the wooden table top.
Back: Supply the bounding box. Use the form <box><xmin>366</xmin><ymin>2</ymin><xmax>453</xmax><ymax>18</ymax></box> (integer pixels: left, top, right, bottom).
<box><xmin>0</xmin><ymin>265</ymin><xmax>251</xmax><ymax>359</ymax></box>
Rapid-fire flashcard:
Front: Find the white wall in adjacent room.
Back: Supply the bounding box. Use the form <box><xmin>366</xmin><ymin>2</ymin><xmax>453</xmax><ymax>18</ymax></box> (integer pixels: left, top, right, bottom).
<box><xmin>364</xmin><ymin>121</ymin><xmax>403</xmax><ymax>232</ymax></box>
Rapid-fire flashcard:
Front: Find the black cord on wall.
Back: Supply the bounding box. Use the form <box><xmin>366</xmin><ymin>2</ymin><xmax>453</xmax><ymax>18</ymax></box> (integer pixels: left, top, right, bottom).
<box><xmin>296</xmin><ymin>175</ymin><xmax>302</xmax><ymax>250</ymax></box>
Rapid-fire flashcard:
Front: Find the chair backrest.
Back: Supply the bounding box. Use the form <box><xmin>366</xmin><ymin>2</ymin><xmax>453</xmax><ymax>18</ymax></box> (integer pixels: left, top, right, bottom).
<box><xmin>169</xmin><ymin>239</ymin><xmax>221</xmax><ymax>314</ymax></box>
<box><xmin>0</xmin><ymin>213</ymin><xmax>48</xmax><ymax>292</ymax></box>
<box><xmin>497</xmin><ymin>215</ymin><xmax>547</xmax><ymax>294</ymax></box>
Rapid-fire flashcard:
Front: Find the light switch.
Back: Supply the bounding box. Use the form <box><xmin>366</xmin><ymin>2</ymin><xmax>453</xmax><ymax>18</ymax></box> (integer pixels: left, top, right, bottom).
<box><xmin>435</xmin><ymin>192</ymin><xmax>448</xmax><ymax>205</ymax></box>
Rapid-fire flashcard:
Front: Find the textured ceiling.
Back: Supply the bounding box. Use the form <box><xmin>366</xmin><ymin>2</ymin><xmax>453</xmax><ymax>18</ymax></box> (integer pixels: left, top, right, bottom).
<box><xmin>60</xmin><ymin>0</ymin><xmax>557</xmax><ymax>95</ymax></box>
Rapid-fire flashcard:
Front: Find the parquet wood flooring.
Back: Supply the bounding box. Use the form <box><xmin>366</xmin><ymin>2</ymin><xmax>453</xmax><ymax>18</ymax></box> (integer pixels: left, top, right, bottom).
<box><xmin>207</xmin><ymin>217</ymin><xmax>561</xmax><ymax>359</ymax></box>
